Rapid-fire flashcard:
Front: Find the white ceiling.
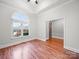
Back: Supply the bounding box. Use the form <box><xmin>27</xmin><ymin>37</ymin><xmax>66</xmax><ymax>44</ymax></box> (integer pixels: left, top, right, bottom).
<box><xmin>0</xmin><ymin>0</ymin><xmax>71</xmax><ymax>14</ymax></box>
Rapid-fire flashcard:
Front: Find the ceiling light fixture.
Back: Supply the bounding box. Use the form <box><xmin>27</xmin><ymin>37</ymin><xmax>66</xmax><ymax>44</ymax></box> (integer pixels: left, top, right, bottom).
<box><xmin>27</xmin><ymin>0</ymin><xmax>38</xmax><ymax>4</ymax></box>
<box><xmin>27</xmin><ymin>0</ymin><xmax>30</xmax><ymax>2</ymax></box>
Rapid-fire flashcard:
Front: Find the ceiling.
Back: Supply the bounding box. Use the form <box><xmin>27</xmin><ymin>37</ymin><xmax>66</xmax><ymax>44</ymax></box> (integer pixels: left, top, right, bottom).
<box><xmin>0</xmin><ymin>0</ymin><xmax>71</xmax><ymax>14</ymax></box>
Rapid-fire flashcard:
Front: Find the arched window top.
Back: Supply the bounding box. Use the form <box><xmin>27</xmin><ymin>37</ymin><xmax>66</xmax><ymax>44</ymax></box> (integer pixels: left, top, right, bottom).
<box><xmin>11</xmin><ymin>11</ymin><xmax>29</xmax><ymax>21</ymax></box>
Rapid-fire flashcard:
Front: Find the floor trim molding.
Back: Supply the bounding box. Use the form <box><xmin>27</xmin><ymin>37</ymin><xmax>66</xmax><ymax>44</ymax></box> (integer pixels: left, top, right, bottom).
<box><xmin>64</xmin><ymin>46</ymin><xmax>79</xmax><ymax>53</ymax></box>
<box><xmin>52</xmin><ymin>36</ymin><xmax>64</xmax><ymax>39</ymax></box>
<box><xmin>0</xmin><ymin>38</ymin><xmax>36</xmax><ymax>49</ymax></box>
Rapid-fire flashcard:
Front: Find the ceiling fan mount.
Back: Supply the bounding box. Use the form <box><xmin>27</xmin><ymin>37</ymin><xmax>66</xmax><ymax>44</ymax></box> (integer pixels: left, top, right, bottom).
<box><xmin>27</xmin><ymin>0</ymin><xmax>38</xmax><ymax>4</ymax></box>
<box><xmin>27</xmin><ymin>0</ymin><xmax>30</xmax><ymax>2</ymax></box>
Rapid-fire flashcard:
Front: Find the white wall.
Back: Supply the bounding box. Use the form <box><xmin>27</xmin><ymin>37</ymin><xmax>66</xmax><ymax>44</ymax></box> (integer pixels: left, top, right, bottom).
<box><xmin>37</xmin><ymin>0</ymin><xmax>79</xmax><ymax>52</ymax></box>
<box><xmin>0</xmin><ymin>0</ymin><xmax>79</xmax><ymax>53</ymax></box>
<box><xmin>0</xmin><ymin>3</ymin><xmax>37</xmax><ymax>48</ymax></box>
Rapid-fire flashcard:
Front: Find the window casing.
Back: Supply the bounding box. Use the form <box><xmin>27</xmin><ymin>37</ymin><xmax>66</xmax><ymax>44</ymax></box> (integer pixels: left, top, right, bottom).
<box><xmin>11</xmin><ymin>11</ymin><xmax>29</xmax><ymax>38</ymax></box>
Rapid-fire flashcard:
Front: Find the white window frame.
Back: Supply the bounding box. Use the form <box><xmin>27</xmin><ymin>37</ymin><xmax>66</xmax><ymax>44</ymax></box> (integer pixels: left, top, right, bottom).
<box><xmin>11</xmin><ymin>12</ymin><xmax>29</xmax><ymax>39</ymax></box>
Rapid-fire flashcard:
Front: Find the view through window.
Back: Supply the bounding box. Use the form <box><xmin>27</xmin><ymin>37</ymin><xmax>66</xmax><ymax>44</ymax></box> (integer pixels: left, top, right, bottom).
<box><xmin>11</xmin><ymin>11</ymin><xmax>29</xmax><ymax>38</ymax></box>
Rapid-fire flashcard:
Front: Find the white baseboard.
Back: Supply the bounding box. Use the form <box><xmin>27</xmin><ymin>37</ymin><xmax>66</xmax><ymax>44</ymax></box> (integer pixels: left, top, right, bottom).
<box><xmin>0</xmin><ymin>37</ymin><xmax>47</xmax><ymax>49</ymax></box>
<box><xmin>36</xmin><ymin>37</ymin><xmax>48</xmax><ymax>41</ymax></box>
<box><xmin>38</xmin><ymin>39</ymin><xmax>47</xmax><ymax>41</ymax></box>
<box><xmin>0</xmin><ymin>38</ymin><xmax>36</xmax><ymax>49</ymax></box>
<box><xmin>52</xmin><ymin>36</ymin><xmax>64</xmax><ymax>39</ymax></box>
<box><xmin>64</xmin><ymin>46</ymin><xmax>79</xmax><ymax>53</ymax></box>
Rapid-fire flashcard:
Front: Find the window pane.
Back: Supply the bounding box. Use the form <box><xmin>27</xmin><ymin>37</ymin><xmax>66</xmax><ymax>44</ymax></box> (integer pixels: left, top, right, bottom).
<box><xmin>22</xmin><ymin>24</ymin><xmax>29</xmax><ymax>27</ymax></box>
<box><xmin>12</xmin><ymin>12</ymin><xmax>28</xmax><ymax>21</ymax></box>
<box><xmin>23</xmin><ymin>29</ymin><xmax>29</xmax><ymax>36</ymax></box>
<box><xmin>13</xmin><ymin>22</ymin><xmax>21</xmax><ymax>28</ymax></box>
<box><xmin>13</xmin><ymin>29</ymin><xmax>21</xmax><ymax>37</ymax></box>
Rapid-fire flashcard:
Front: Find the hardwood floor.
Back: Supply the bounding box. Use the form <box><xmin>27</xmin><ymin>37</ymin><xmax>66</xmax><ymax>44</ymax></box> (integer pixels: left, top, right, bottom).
<box><xmin>0</xmin><ymin>39</ymin><xmax>79</xmax><ymax>59</ymax></box>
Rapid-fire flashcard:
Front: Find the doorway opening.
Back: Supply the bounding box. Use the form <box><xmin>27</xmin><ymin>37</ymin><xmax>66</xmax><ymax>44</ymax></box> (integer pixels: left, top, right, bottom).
<box><xmin>46</xmin><ymin>18</ymin><xmax>64</xmax><ymax>47</ymax></box>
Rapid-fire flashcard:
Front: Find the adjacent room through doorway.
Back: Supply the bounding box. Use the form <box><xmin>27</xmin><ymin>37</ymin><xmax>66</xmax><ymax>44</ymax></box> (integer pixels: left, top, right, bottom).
<box><xmin>47</xmin><ymin>18</ymin><xmax>64</xmax><ymax>47</ymax></box>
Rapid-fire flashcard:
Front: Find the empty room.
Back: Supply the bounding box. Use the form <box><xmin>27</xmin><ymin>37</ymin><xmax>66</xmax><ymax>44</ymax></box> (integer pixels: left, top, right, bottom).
<box><xmin>0</xmin><ymin>0</ymin><xmax>79</xmax><ymax>59</ymax></box>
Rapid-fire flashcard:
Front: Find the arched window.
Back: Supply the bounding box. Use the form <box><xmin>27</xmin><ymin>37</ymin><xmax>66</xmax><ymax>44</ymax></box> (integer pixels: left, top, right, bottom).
<box><xmin>11</xmin><ymin>11</ymin><xmax>29</xmax><ymax>38</ymax></box>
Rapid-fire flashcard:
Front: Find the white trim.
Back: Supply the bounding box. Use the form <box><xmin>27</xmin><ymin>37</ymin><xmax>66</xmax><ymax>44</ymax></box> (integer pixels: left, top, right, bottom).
<box><xmin>0</xmin><ymin>38</ymin><xmax>36</xmax><ymax>49</ymax></box>
<box><xmin>64</xmin><ymin>46</ymin><xmax>79</xmax><ymax>53</ymax></box>
<box><xmin>0</xmin><ymin>37</ymin><xmax>47</xmax><ymax>49</ymax></box>
<box><xmin>36</xmin><ymin>37</ymin><xmax>47</xmax><ymax>41</ymax></box>
<box><xmin>41</xmin><ymin>39</ymin><xmax>47</xmax><ymax>41</ymax></box>
<box><xmin>52</xmin><ymin>36</ymin><xmax>64</xmax><ymax>39</ymax></box>
<box><xmin>37</xmin><ymin>39</ymin><xmax>47</xmax><ymax>41</ymax></box>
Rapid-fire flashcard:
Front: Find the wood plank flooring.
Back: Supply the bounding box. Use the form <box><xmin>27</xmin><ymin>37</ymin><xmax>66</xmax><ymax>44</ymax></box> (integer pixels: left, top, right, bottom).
<box><xmin>0</xmin><ymin>39</ymin><xmax>79</xmax><ymax>59</ymax></box>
